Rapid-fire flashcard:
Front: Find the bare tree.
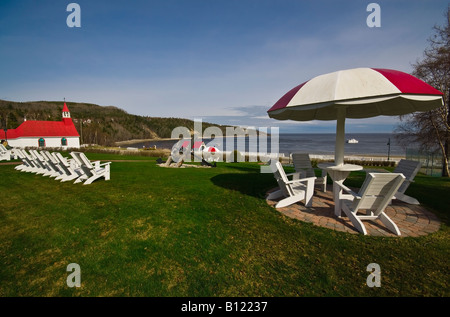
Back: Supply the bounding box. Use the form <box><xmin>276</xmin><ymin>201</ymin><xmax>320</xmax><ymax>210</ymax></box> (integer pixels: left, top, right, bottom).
<box><xmin>396</xmin><ymin>6</ymin><xmax>450</xmax><ymax>177</ymax></box>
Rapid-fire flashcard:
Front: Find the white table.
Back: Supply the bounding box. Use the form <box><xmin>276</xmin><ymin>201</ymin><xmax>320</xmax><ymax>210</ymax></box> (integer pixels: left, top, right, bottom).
<box><xmin>318</xmin><ymin>163</ymin><xmax>363</xmax><ymax>217</ymax></box>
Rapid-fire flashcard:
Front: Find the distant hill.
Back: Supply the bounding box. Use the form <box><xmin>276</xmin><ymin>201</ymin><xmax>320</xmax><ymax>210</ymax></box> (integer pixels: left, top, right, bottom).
<box><xmin>0</xmin><ymin>99</ymin><xmax>237</xmax><ymax>146</ymax></box>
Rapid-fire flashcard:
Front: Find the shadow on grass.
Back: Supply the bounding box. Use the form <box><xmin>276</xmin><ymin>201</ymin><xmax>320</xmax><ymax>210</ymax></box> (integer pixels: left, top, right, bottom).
<box><xmin>220</xmin><ymin>163</ymin><xmax>265</xmax><ymax>173</ymax></box>
<box><xmin>210</xmin><ymin>172</ymin><xmax>275</xmax><ymax>199</ymax></box>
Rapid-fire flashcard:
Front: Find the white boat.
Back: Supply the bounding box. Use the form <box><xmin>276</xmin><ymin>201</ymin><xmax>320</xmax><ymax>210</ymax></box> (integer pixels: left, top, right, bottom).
<box><xmin>346</xmin><ymin>138</ymin><xmax>359</xmax><ymax>144</ymax></box>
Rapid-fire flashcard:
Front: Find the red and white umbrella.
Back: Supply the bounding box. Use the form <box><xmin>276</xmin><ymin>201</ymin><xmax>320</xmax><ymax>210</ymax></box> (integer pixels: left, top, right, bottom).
<box><xmin>268</xmin><ymin>68</ymin><xmax>444</xmax><ymax>165</ymax></box>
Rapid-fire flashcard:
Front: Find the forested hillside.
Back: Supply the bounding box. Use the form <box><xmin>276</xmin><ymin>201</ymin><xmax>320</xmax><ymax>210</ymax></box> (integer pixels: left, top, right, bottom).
<box><xmin>0</xmin><ymin>99</ymin><xmax>231</xmax><ymax>146</ymax></box>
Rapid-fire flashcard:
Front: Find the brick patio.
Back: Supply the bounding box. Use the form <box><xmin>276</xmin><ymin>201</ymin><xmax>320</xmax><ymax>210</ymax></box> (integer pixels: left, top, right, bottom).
<box><xmin>266</xmin><ymin>185</ymin><xmax>441</xmax><ymax>237</ymax></box>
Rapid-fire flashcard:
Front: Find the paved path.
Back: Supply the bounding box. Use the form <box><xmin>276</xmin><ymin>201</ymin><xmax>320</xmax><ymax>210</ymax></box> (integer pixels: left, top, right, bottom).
<box><xmin>266</xmin><ymin>185</ymin><xmax>441</xmax><ymax>237</ymax></box>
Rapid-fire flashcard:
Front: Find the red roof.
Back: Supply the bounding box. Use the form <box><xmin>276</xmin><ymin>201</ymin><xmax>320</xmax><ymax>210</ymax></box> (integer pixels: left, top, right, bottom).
<box><xmin>62</xmin><ymin>103</ymin><xmax>70</xmax><ymax>112</ymax></box>
<box><xmin>0</xmin><ymin>120</ymin><xmax>79</xmax><ymax>139</ymax></box>
<box><xmin>0</xmin><ymin>103</ymin><xmax>79</xmax><ymax>139</ymax></box>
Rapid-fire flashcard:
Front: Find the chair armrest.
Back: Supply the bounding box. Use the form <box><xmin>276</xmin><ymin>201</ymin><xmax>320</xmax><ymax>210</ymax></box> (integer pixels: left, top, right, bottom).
<box><xmin>335</xmin><ymin>182</ymin><xmax>360</xmax><ymax>199</ymax></box>
<box><xmin>364</xmin><ymin>168</ymin><xmax>389</xmax><ymax>173</ymax></box>
<box><xmin>285</xmin><ymin>177</ymin><xmax>316</xmax><ymax>185</ymax></box>
<box><xmin>286</xmin><ymin>172</ymin><xmax>303</xmax><ymax>179</ymax></box>
<box><xmin>99</xmin><ymin>162</ymin><xmax>112</xmax><ymax>167</ymax></box>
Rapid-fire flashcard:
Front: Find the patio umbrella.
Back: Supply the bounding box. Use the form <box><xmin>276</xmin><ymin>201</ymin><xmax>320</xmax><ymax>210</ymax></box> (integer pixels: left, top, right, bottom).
<box><xmin>267</xmin><ymin>68</ymin><xmax>444</xmax><ymax>165</ymax></box>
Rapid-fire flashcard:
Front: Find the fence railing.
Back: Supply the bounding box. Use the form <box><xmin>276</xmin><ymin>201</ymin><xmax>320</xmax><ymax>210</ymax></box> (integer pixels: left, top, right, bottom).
<box><xmin>406</xmin><ymin>148</ymin><xmax>443</xmax><ymax>177</ymax></box>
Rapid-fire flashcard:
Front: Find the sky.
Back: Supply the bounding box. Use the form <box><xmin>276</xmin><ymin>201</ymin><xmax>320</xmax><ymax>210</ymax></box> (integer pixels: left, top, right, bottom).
<box><xmin>0</xmin><ymin>0</ymin><xmax>448</xmax><ymax>133</ymax></box>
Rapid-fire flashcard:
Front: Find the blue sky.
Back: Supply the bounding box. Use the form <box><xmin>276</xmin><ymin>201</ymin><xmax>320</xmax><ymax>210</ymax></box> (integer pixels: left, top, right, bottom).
<box><xmin>0</xmin><ymin>0</ymin><xmax>448</xmax><ymax>133</ymax></box>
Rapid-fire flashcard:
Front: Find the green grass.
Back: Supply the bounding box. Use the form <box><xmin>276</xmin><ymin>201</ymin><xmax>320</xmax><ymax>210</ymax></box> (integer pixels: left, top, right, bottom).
<box><xmin>0</xmin><ymin>154</ymin><xmax>449</xmax><ymax>297</ymax></box>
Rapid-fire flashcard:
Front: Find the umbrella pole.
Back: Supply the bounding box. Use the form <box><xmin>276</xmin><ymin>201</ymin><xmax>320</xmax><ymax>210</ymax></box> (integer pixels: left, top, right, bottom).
<box><xmin>335</xmin><ymin>107</ymin><xmax>346</xmax><ymax>166</ymax></box>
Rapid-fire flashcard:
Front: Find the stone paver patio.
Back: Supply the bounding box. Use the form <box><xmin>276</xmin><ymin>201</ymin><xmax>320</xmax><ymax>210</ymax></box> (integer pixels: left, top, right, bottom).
<box><xmin>266</xmin><ymin>185</ymin><xmax>441</xmax><ymax>237</ymax></box>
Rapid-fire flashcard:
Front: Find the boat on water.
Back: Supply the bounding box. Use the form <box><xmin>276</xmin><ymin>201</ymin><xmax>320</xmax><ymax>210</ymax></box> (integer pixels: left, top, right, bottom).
<box><xmin>346</xmin><ymin>138</ymin><xmax>359</xmax><ymax>144</ymax></box>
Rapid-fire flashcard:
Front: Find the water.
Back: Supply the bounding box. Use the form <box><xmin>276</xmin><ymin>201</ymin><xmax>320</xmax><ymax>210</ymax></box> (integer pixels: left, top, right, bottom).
<box><xmin>276</xmin><ymin>133</ymin><xmax>405</xmax><ymax>157</ymax></box>
<box><xmin>123</xmin><ymin>133</ymin><xmax>407</xmax><ymax>158</ymax></box>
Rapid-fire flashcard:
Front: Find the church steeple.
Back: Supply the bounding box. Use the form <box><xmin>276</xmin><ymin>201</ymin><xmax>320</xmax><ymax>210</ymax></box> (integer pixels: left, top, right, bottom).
<box><xmin>62</xmin><ymin>102</ymin><xmax>71</xmax><ymax>119</ymax></box>
<box><xmin>62</xmin><ymin>102</ymin><xmax>73</xmax><ymax>125</ymax></box>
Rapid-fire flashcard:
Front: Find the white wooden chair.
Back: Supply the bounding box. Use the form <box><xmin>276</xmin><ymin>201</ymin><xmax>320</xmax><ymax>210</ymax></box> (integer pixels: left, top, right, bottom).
<box><xmin>0</xmin><ymin>144</ymin><xmax>11</xmax><ymax>161</ymax></box>
<box><xmin>40</xmin><ymin>151</ymin><xmax>65</xmax><ymax>178</ymax></box>
<box><xmin>22</xmin><ymin>149</ymin><xmax>45</xmax><ymax>174</ymax></box>
<box><xmin>52</xmin><ymin>152</ymin><xmax>84</xmax><ymax>182</ymax></box>
<box><xmin>14</xmin><ymin>149</ymin><xmax>37</xmax><ymax>172</ymax></box>
<box><xmin>365</xmin><ymin>159</ymin><xmax>421</xmax><ymax>204</ymax></box>
<box><xmin>29</xmin><ymin>149</ymin><xmax>53</xmax><ymax>176</ymax></box>
<box><xmin>267</xmin><ymin>161</ymin><xmax>316</xmax><ymax>208</ymax></box>
<box><xmin>70</xmin><ymin>152</ymin><xmax>111</xmax><ymax>185</ymax></box>
<box><xmin>291</xmin><ymin>152</ymin><xmax>327</xmax><ymax>192</ymax></box>
<box><xmin>336</xmin><ymin>172</ymin><xmax>405</xmax><ymax>235</ymax></box>
<box><xmin>13</xmin><ymin>148</ymin><xmax>26</xmax><ymax>171</ymax></box>
<box><xmin>392</xmin><ymin>159</ymin><xmax>421</xmax><ymax>205</ymax></box>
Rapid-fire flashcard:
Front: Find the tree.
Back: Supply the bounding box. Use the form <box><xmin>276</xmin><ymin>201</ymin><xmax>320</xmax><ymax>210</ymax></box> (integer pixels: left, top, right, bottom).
<box><xmin>395</xmin><ymin>6</ymin><xmax>450</xmax><ymax>177</ymax></box>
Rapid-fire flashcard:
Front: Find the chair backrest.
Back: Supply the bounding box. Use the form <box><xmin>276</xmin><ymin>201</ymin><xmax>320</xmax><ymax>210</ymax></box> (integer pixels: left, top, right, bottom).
<box><xmin>0</xmin><ymin>144</ymin><xmax>8</xmax><ymax>152</ymax></box>
<box><xmin>16</xmin><ymin>149</ymin><xmax>28</xmax><ymax>160</ymax></box>
<box><xmin>78</xmin><ymin>152</ymin><xmax>94</xmax><ymax>168</ymax></box>
<box><xmin>29</xmin><ymin>149</ymin><xmax>39</xmax><ymax>158</ymax></box>
<box><xmin>17</xmin><ymin>149</ymin><xmax>36</xmax><ymax>167</ymax></box>
<box><xmin>271</xmin><ymin>161</ymin><xmax>293</xmax><ymax>197</ymax></box>
<box><xmin>22</xmin><ymin>149</ymin><xmax>34</xmax><ymax>161</ymax></box>
<box><xmin>70</xmin><ymin>152</ymin><xmax>95</xmax><ymax>178</ymax></box>
<box><xmin>14</xmin><ymin>148</ymin><xmax>26</xmax><ymax>162</ymax></box>
<box><xmin>291</xmin><ymin>153</ymin><xmax>315</xmax><ymax>178</ymax></box>
<box><xmin>69</xmin><ymin>152</ymin><xmax>85</xmax><ymax>167</ymax></box>
<box><xmin>42</xmin><ymin>151</ymin><xmax>58</xmax><ymax>164</ymax></box>
<box><xmin>14</xmin><ymin>148</ymin><xmax>24</xmax><ymax>158</ymax></box>
<box><xmin>355</xmin><ymin>173</ymin><xmax>405</xmax><ymax>215</ymax></box>
<box><xmin>54</xmin><ymin>152</ymin><xmax>69</xmax><ymax>166</ymax></box>
<box><xmin>71</xmin><ymin>152</ymin><xmax>94</xmax><ymax>168</ymax></box>
<box><xmin>29</xmin><ymin>149</ymin><xmax>43</xmax><ymax>161</ymax></box>
<box><xmin>394</xmin><ymin>159</ymin><xmax>421</xmax><ymax>193</ymax></box>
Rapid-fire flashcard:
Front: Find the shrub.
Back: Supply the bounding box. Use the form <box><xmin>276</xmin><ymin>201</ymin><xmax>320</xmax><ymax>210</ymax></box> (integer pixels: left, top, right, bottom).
<box><xmin>230</xmin><ymin>150</ymin><xmax>243</xmax><ymax>162</ymax></box>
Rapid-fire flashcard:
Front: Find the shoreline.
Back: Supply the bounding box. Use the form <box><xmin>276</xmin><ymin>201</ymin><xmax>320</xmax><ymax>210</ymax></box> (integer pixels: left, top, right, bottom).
<box><xmin>105</xmin><ymin>146</ymin><xmax>405</xmax><ymax>163</ymax></box>
<box><xmin>308</xmin><ymin>153</ymin><xmax>404</xmax><ymax>163</ymax></box>
<box><xmin>115</xmin><ymin>135</ymin><xmax>255</xmax><ymax>146</ymax></box>
<box><xmin>113</xmin><ymin>143</ymin><xmax>404</xmax><ymax>162</ymax></box>
<box><xmin>115</xmin><ymin>138</ymin><xmax>175</xmax><ymax>146</ymax></box>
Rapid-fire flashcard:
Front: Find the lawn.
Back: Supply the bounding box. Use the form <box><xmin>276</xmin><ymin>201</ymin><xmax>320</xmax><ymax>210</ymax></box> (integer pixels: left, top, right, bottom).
<box><xmin>0</xmin><ymin>152</ymin><xmax>449</xmax><ymax>297</ymax></box>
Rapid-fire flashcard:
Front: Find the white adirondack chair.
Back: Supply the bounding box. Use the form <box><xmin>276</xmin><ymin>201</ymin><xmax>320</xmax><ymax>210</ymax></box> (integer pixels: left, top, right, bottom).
<box><xmin>68</xmin><ymin>152</ymin><xmax>91</xmax><ymax>184</ymax></box>
<box><xmin>21</xmin><ymin>149</ymin><xmax>43</xmax><ymax>173</ymax></box>
<box><xmin>336</xmin><ymin>172</ymin><xmax>406</xmax><ymax>235</ymax></box>
<box><xmin>14</xmin><ymin>149</ymin><xmax>36</xmax><ymax>172</ymax></box>
<box><xmin>392</xmin><ymin>159</ymin><xmax>421</xmax><ymax>205</ymax></box>
<box><xmin>0</xmin><ymin>144</ymin><xmax>11</xmax><ymax>161</ymax></box>
<box><xmin>29</xmin><ymin>149</ymin><xmax>53</xmax><ymax>176</ymax></box>
<box><xmin>70</xmin><ymin>152</ymin><xmax>111</xmax><ymax>185</ymax></box>
<box><xmin>267</xmin><ymin>161</ymin><xmax>316</xmax><ymax>208</ymax></box>
<box><xmin>52</xmin><ymin>152</ymin><xmax>84</xmax><ymax>182</ymax></box>
<box><xmin>365</xmin><ymin>159</ymin><xmax>422</xmax><ymax>205</ymax></box>
<box><xmin>40</xmin><ymin>151</ymin><xmax>64</xmax><ymax>178</ymax></box>
<box><xmin>13</xmin><ymin>148</ymin><xmax>25</xmax><ymax>171</ymax></box>
<box><xmin>291</xmin><ymin>152</ymin><xmax>328</xmax><ymax>192</ymax></box>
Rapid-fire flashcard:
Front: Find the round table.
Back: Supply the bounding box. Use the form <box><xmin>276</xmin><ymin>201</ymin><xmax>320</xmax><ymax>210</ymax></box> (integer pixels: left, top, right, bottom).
<box><xmin>318</xmin><ymin>163</ymin><xmax>363</xmax><ymax>217</ymax></box>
